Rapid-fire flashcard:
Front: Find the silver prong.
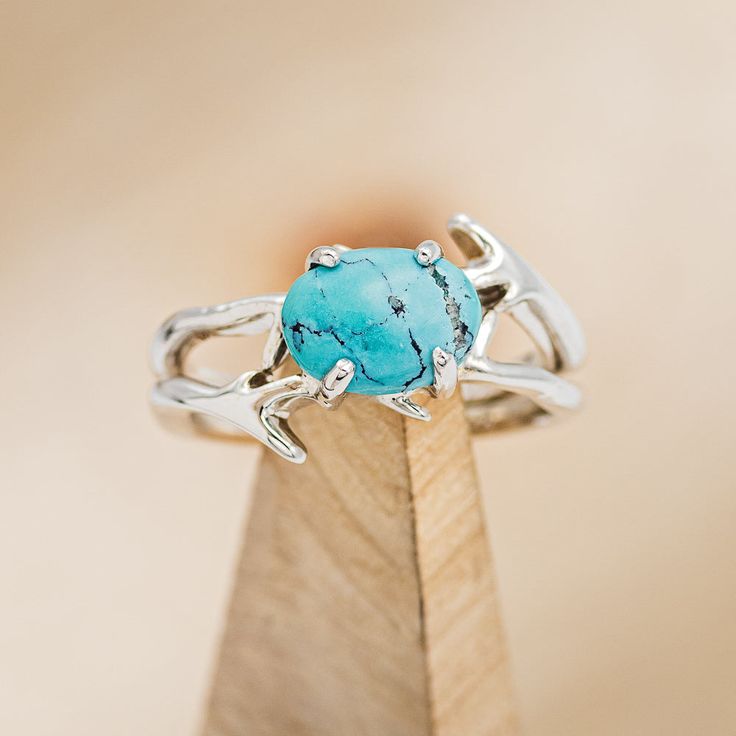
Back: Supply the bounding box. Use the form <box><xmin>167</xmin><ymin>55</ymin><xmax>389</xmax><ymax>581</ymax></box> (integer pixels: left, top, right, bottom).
<box><xmin>305</xmin><ymin>245</ymin><xmax>345</xmax><ymax>271</ymax></box>
<box><xmin>317</xmin><ymin>358</ymin><xmax>355</xmax><ymax>407</ymax></box>
<box><xmin>430</xmin><ymin>347</ymin><xmax>457</xmax><ymax>399</ymax></box>
<box><xmin>376</xmin><ymin>393</ymin><xmax>431</xmax><ymax>421</ymax></box>
<box><xmin>414</xmin><ymin>240</ymin><xmax>444</xmax><ymax>267</ymax></box>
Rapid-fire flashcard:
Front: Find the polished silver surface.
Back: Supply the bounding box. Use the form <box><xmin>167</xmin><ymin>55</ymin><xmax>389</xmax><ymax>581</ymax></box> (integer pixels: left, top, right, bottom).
<box><xmin>414</xmin><ymin>239</ymin><xmax>444</xmax><ymax>266</ymax></box>
<box><xmin>430</xmin><ymin>347</ymin><xmax>457</xmax><ymax>399</ymax></box>
<box><xmin>447</xmin><ymin>213</ymin><xmax>586</xmax><ymax>431</ymax></box>
<box><xmin>305</xmin><ymin>244</ymin><xmax>347</xmax><ymax>271</ymax></box>
<box><xmin>150</xmin><ymin>213</ymin><xmax>585</xmax><ymax>462</ymax></box>
<box><xmin>375</xmin><ymin>392</ymin><xmax>430</xmax><ymax>421</ymax></box>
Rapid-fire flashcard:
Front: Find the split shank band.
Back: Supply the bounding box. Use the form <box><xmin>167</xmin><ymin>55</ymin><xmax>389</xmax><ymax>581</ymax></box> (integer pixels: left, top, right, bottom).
<box><xmin>150</xmin><ymin>214</ymin><xmax>585</xmax><ymax>463</ymax></box>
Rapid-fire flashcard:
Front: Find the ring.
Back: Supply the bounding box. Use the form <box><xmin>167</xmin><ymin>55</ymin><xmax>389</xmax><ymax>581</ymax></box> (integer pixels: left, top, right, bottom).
<box><xmin>150</xmin><ymin>213</ymin><xmax>585</xmax><ymax>463</ymax></box>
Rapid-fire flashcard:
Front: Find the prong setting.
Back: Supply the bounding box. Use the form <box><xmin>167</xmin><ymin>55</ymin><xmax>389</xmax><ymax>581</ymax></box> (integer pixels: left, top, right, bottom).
<box><xmin>414</xmin><ymin>240</ymin><xmax>444</xmax><ymax>267</ymax></box>
<box><xmin>317</xmin><ymin>358</ymin><xmax>355</xmax><ymax>407</ymax></box>
<box><xmin>151</xmin><ymin>214</ymin><xmax>584</xmax><ymax>463</ymax></box>
<box><xmin>377</xmin><ymin>393</ymin><xmax>431</xmax><ymax>422</ymax></box>
<box><xmin>430</xmin><ymin>347</ymin><xmax>458</xmax><ymax>399</ymax></box>
<box><xmin>305</xmin><ymin>246</ymin><xmax>342</xmax><ymax>272</ymax></box>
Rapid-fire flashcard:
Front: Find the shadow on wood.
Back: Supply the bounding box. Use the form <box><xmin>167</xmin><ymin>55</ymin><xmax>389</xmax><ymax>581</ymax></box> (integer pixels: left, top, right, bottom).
<box><xmin>202</xmin><ymin>391</ymin><xmax>517</xmax><ymax>736</ymax></box>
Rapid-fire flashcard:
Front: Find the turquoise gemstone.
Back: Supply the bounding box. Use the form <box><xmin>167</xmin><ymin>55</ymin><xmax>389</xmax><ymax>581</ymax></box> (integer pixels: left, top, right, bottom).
<box><xmin>281</xmin><ymin>248</ymin><xmax>482</xmax><ymax>395</ymax></box>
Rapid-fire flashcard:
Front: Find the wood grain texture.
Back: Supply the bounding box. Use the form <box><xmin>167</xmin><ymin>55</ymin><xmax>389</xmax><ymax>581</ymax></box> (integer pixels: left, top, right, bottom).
<box><xmin>202</xmin><ymin>391</ymin><xmax>517</xmax><ymax>736</ymax></box>
<box><xmin>406</xmin><ymin>395</ymin><xmax>518</xmax><ymax>736</ymax></box>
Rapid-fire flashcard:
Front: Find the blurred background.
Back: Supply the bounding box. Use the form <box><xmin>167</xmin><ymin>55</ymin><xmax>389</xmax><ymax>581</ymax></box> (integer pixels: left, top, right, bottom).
<box><xmin>1</xmin><ymin>1</ymin><xmax>735</xmax><ymax>734</ymax></box>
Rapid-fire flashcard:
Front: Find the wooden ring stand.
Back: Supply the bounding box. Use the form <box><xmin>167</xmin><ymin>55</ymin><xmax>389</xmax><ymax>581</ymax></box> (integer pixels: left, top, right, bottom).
<box><xmin>201</xmin><ymin>390</ymin><xmax>518</xmax><ymax>736</ymax></box>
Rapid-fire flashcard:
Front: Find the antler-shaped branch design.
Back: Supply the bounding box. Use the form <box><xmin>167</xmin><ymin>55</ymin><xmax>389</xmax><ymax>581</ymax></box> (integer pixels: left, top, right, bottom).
<box><xmin>448</xmin><ymin>214</ymin><xmax>586</xmax><ymax>431</ymax></box>
<box><xmin>150</xmin><ymin>214</ymin><xmax>585</xmax><ymax>461</ymax></box>
<box><xmin>150</xmin><ymin>295</ymin><xmax>355</xmax><ymax>463</ymax></box>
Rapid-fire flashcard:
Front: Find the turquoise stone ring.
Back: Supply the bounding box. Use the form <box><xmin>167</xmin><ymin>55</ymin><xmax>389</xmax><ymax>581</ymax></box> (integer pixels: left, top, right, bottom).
<box><xmin>151</xmin><ymin>213</ymin><xmax>586</xmax><ymax>463</ymax></box>
<box><xmin>281</xmin><ymin>247</ymin><xmax>482</xmax><ymax>395</ymax></box>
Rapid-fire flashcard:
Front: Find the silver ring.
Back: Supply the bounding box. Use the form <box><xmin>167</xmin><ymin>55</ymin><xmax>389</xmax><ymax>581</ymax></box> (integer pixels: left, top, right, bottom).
<box><xmin>150</xmin><ymin>213</ymin><xmax>585</xmax><ymax>463</ymax></box>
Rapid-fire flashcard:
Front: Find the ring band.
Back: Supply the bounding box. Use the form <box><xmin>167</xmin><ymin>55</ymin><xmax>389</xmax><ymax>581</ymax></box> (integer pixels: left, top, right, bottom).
<box><xmin>150</xmin><ymin>213</ymin><xmax>585</xmax><ymax>463</ymax></box>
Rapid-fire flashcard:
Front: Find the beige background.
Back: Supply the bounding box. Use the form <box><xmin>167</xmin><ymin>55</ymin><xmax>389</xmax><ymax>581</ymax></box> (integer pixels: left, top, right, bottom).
<box><xmin>2</xmin><ymin>1</ymin><xmax>735</xmax><ymax>734</ymax></box>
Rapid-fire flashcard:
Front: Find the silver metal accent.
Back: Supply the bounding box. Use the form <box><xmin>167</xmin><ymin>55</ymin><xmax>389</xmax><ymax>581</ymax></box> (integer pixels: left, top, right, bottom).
<box><xmin>150</xmin><ymin>295</ymin><xmax>355</xmax><ymax>464</ymax></box>
<box><xmin>414</xmin><ymin>239</ymin><xmax>443</xmax><ymax>266</ymax></box>
<box><xmin>376</xmin><ymin>393</ymin><xmax>431</xmax><ymax>422</ymax></box>
<box><xmin>448</xmin><ymin>213</ymin><xmax>586</xmax><ymax>432</ymax></box>
<box><xmin>305</xmin><ymin>244</ymin><xmax>350</xmax><ymax>271</ymax></box>
<box><xmin>430</xmin><ymin>347</ymin><xmax>457</xmax><ymax>399</ymax></box>
<box><xmin>150</xmin><ymin>213</ymin><xmax>585</xmax><ymax>462</ymax></box>
<box><xmin>316</xmin><ymin>358</ymin><xmax>355</xmax><ymax>407</ymax></box>
<box><xmin>154</xmin><ymin>370</ymin><xmax>312</xmax><ymax>463</ymax></box>
<box><xmin>150</xmin><ymin>294</ymin><xmax>287</xmax><ymax>379</ymax></box>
